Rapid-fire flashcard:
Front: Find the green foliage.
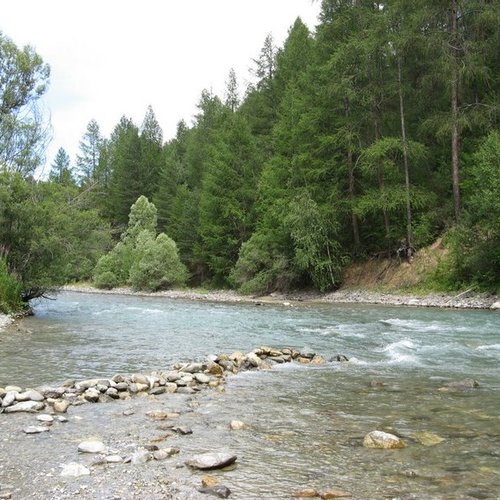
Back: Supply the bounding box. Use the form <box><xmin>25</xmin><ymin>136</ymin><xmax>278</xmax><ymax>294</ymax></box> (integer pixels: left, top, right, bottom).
<box><xmin>129</xmin><ymin>233</ymin><xmax>188</xmax><ymax>291</ymax></box>
<box><xmin>93</xmin><ymin>196</ymin><xmax>187</xmax><ymax>291</ymax></box>
<box><xmin>435</xmin><ymin>131</ymin><xmax>500</xmax><ymax>291</ymax></box>
<box><xmin>0</xmin><ymin>31</ymin><xmax>50</xmax><ymax>176</ymax></box>
<box><xmin>0</xmin><ymin>172</ymin><xmax>112</xmax><ymax>300</ymax></box>
<box><xmin>0</xmin><ymin>257</ymin><xmax>23</xmax><ymax>313</ymax></box>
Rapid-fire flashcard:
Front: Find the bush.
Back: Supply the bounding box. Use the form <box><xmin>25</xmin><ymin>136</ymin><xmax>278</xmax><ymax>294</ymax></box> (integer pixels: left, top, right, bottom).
<box><xmin>129</xmin><ymin>233</ymin><xmax>188</xmax><ymax>291</ymax></box>
<box><xmin>94</xmin><ymin>270</ymin><xmax>119</xmax><ymax>290</ymax></box>
<box><xmin>0</xmin><ymin>257</ymin><xmax>23</xmax><ymax>313</ymax></box>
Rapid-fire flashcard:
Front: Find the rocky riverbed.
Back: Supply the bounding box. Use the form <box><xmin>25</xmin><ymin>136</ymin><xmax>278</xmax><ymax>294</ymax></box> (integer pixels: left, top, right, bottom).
<box><xmin>61</xmin><ymin>284</ymin><xmax>499</xmax><ymax>310</ymax></box>
<box><xmin>0</xmin><ymin>347</ymin><xmax>351</xmax><ymax>499</ymax></box>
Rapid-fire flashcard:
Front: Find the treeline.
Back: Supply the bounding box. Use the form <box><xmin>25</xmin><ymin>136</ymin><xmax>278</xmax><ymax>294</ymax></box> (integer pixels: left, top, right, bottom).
<box><xmin>1</xmin><ymin>0</ymin><xmax>499</xmax><ymax>311</ymax></box>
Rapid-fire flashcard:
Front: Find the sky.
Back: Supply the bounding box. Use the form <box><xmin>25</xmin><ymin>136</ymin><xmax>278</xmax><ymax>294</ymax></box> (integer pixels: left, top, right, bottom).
<box><xmin>1</xmin><ymin>0</ymin><xmax>321</xmax><ymax>176</ymax></box>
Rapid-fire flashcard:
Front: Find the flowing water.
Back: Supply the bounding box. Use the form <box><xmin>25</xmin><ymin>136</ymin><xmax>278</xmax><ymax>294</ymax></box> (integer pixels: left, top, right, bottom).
<box><xmin>1</xmin><ymin>291</ymin><xmax>499</xmax><ymax>498</ymax></box>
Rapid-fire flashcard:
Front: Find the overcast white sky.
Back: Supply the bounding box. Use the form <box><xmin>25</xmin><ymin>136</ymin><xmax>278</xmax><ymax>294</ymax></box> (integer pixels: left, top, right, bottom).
<box><xmin>1</xmin><ymin>0</ymin><xmax>320</xmax><ymax>175</ymax></box>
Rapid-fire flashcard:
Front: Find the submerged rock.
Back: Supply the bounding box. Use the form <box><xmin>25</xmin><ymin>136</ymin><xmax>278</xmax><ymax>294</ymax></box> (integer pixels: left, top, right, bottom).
<box><xmin>363</xmin><ymin>431</ymin><xmax>406</xmax><ymax>449</ymax></box>
<box><xmin>198</xmin><ymin>485</ymin><xmax>232</xmax><ymax>498</ymax></box>
<box><xmin>185</xmin><ymin>452</ymin><xmax>237</xmax><ymax>470</ymax></box>
<box><xmin>412</xmin><ymin>431</ymin><xmax>445</xmax><ymax>446</ymax></box>
<box><xmin>439</xmin><ymin>379</ymin><xmax>480</xmax><ymax>392</ymax></box>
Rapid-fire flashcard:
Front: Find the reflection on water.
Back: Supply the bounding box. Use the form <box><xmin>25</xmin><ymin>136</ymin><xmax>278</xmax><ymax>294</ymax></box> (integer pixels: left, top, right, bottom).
<box><xmin>1</xmin><ymin>291</ymin><xmax>499</xmax><ymax>497</ymax></box>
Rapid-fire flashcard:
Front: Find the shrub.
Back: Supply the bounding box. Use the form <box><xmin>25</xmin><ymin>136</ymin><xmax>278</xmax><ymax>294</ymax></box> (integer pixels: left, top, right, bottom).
<box><xmin>129</xmin><ymin>233</ymin><xmax>188</xmax><ymax>291</ymax></box>
<box><xmin>0</xmin><ymin>257</ymin><xmax>23</xmax><ymax>313</ymax></box>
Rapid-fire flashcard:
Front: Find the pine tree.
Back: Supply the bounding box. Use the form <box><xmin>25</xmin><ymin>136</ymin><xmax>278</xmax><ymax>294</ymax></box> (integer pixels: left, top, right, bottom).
<box><xmin>76</xmin><ymin>119</ymin><xmax>103</xmax><ymax>185</ymax></box>
<box><xmin>49</xmin><ymin>147</ymin><xmax>74</xmax><ymax>185</ymax></box>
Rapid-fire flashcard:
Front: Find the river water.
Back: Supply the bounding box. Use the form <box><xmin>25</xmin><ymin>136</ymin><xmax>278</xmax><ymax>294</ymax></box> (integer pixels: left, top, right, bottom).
<box><xmin>1</xmin><ymin>291</ymin><xmax>499</xmax><ymax>498</ymax></box>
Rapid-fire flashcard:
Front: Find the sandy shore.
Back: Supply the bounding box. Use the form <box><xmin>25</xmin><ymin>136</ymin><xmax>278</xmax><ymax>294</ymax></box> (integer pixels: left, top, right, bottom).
<box><xmin>61</xmin><ymin>284</ymin><xmax>500</xmax><ymax>310</ymax></box>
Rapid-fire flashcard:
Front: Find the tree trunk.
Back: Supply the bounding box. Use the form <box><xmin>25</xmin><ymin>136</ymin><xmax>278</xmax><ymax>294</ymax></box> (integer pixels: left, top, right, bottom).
<box><xmin>374</xmin><ymin>113</ymin><xmax>390</xmax><ymax>240</ymax></box>
<box><xmin>450</xmin><ymin>0</ymin><xmax>461</xmax><ymax>222</ymax></box>
<box><xmin>344</xmin><ymin>97</ymin><xmax>361</xmax><ymax>249</ymax></box>
<box><xmin>398</xmin><ymin>57</ymin><xmax>413</xmax><ymax>256</ymax></box>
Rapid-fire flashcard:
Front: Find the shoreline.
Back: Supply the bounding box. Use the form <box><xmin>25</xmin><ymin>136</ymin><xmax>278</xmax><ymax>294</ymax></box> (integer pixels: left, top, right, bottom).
<box><xmin>61</xmin><ymin>284</ymin><xmax>499</xmax><ymax>311</ymax></box>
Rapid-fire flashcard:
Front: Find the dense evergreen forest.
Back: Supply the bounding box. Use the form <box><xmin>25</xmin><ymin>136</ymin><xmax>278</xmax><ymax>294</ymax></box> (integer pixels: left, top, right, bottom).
<box><xmin>1</xmin><ymin>1</ymin><xmax>499</xmax><ymax>313</ymax></box>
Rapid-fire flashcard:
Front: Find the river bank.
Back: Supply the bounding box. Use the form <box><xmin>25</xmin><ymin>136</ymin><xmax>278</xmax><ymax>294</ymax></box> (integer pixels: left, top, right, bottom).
<box><xmin>61</xmin><ymin>284</ymin><xmax>500</xmax><ymax>310</ymax></box>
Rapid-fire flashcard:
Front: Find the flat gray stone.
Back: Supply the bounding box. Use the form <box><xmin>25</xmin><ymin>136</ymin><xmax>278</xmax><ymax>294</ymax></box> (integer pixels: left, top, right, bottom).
<box><xmin>78</xmin><ymin>440</ymin><xmax>106</xmax><ymax>453</ymax></box>
<box><xmin>4</xmin><ymin>401</ymin><xmax>44</xmax><ymax>413</ymax></box>
<box><xmin>24</xmin><ymin>426</ymin><xmax>50</xmax><ymax>434</ymax></box>
<box><xmin>185</xmin><ymin>452</ymin><xmax>237</xmax><ymax>470</ymax></box>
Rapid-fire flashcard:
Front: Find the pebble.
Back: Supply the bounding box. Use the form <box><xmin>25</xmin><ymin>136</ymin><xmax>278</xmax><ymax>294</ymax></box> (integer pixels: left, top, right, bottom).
<box><xmin>23</xmin><ymin>426</ymin><xmax>50</xmax><ymax>434</ymax></box>
<box><xmin>53</xmin><ymin>400</ymin><xmax>70</xmax><ymax>413</ymax></box>
<box><xmin>78</xmin><ymin>440</ymin><xmax>107</xmax><ymax>453</ymax></box>
<box><xmin>36</xmin><ymin>414</ymin><xmax>54</xmax><ymax>423</ymax></box>
<box><xmin>229</xmin><ymin>420</ymin><xmax>248</xmax><ymax>431</ymax></box>
<box><xmin>60</xmin><ymin>463</ymin><xmax>90</xmax><ymax>477</ymax></box>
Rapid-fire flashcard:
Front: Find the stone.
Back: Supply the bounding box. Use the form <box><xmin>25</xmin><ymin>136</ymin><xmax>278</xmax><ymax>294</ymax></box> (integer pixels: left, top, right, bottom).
<box><xmin>198</xmin><ymin>485</ymin><xmax>232</xmax><ymax>498</ymax></box>
<box><xmin>246</xmin><ymin>352</ymin><xmax>262</xmax><ymax>367</ymax></box>
<box><xmin>311</xmin><ymin>355</ymin><xmax>326</xmax><ymax>365</ymax></box>
<box><xmin>105</xmin><ymin>387</ymin><xmax>119</xmax><ymax>398</ymax></box>
<box><xmin>1</xmin><ymin>392</ymin><xmax>16</xmax><ymax>407</ymax></box>
<box><xmin>131</xmin><ymin>373</ymin><xmax>149</xmax><ymax>385</ymax></box>
<box><xmin>57</xmin><ymin>415</ymin><xmax>68</xmax><ymax>423</ymax></box>
<box><xmin>229</xmin><ymin>420</ymin><xmax>249</xmax><ymax>431</ymax></box>
<box><xmin>83</xmin><ymin>388</ymin><xmax>100</xmax><ymax>402</ymax></box>
<box><xmin>60</xmin><ymin>462</ymin><xmax>90</xmax><ymax>477</ymax></box>
<box><xmin>176</xmin><ymin>387</ymin><xmax>195</xmax><ymax>394</ymax></box>
<box><xmin>186</xmin><ymin>452</ymin><xmax>237</xmax><ymax>470</ymax></box>
<box><xmin>78</xmin><ymin>440</ymin><xmax>107</xmax><ymax>453</ymax></box>
<box><xmin>293</xmin><ymin>489</ymin><xmax>319</xmax><ymax>497</ymax></box>
<box><xmin>194</xmin><ymin>373</ymin><xmax>211</xmax><ymax>384</ymax></box>
<box><xmin>412</xmin><ymin>431</ymin><xmax>445</xmax><ymax>446</ymax></box>
<box><xmin>299</xmin><ymin>347</ymin><xmax>316</xmax><ymax>359</ymax></box>
<box><xmin>15</xmin><ymin>390</ymin><xmax>37</xmax><ymax>402</ymax></box>
<box><xmin>114</xmin><ymin>382</ymin><xmax>129</xmax><ymax>391</ymax></box>
<box><xmin>105</xmin><ymin>455</ymin><xmax>123</xmax><ymax>463</ymax></box>
<box><xmin>207</xmin><ymin>362</ymin><xmax>224</xmax><ymax>376</ymax></box>
<box><xmin>24</xmin><ymin>426</ymin><xmax>50</xmax><ymax>434</ymax></box>
<box><xmin>129</xmin><ymin>449</ymin><xmax>152</xmax><ymax>464</ymax></box>
<box><xmin>201</xmin><ymin>475</ymin><xmax>219</xmax><ymax>487</ymax></box>
<box><xmin>37</xmin><ymin>386</ymin><xmax>65</xmax><ymax>399</ymax></box>
<box><xmin>165</xmin><ymin>383</ymin><xmax>178</xmax><ymax>393</ymax></box>
<box><xmin>443</xmin><ymin>379</ymin><xmax>480</xmax><ymax>391</ymax></box>
<box><xmin>173</xmin><ymin>426</ymin><xmax>193</xmax><ymax>435</ymax></box>
<box><xmin>4</xmin><ymin>385</ymin><xmax>22</xmax><ymax>393</ymax></box>
<box><xmin>36</xmin><ymin>414</ymin><xmax>54</xmax><ymax>423</ymax></box>
<box><xmin>149</xmin><ymin>387</ymin><xmax>166</xmax><ymax>395</ymax></box>
<box><xmin>53</xmin><ymin>400</ymin><xmax>70</xmax><ymax>413</ymax></box>
<box><xmin>363</xmin><ymin>431</ymin><xmax>406</xmax><ymax>449</ymax></box>
<box><xmin>320</xmin><ymin>490</ymin><xmax>352</xmax><ymax>498</ymax></box>
<box><xmin>153</xmin><ymin>447</ymin><xmax>180</xmax><ymax>460</ymax></box>
<box><xmin>4</xmin><ymin>401</ymin><xmax>44</xmax><ymax>413</ymax></box>
<box><xmin>146</xmin><ymin>410</ymin><xmax>170</xmax><ymax>420</ymax></box>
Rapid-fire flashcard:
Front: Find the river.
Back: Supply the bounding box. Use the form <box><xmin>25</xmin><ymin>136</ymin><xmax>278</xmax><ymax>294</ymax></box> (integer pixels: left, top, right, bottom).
<box><xmin>1</xmin><ymin>291</ymin><xmax>499</xmax><ymax>498</ymax></box>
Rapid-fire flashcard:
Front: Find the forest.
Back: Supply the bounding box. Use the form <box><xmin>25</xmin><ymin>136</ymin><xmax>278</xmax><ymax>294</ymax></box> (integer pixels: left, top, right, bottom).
<box><xmin>1</xmin><ymin>0</ymin><xmax>499</xmax><ymax>313</ymax></box>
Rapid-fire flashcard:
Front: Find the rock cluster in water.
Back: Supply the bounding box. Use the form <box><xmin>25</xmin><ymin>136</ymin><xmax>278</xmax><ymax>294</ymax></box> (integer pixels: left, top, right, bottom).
<box><xmin>0</xmin><ymin>346</ymin><xmax>340</xmax><ymax>415</ymax></box>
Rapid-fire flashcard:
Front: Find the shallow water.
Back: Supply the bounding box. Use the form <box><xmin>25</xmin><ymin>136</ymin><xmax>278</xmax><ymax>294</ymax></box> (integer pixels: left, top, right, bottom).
<box><xmin>1</xmin><ymin>291</ymin><xmax>499</xmax><ymax>498</ymax></box>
